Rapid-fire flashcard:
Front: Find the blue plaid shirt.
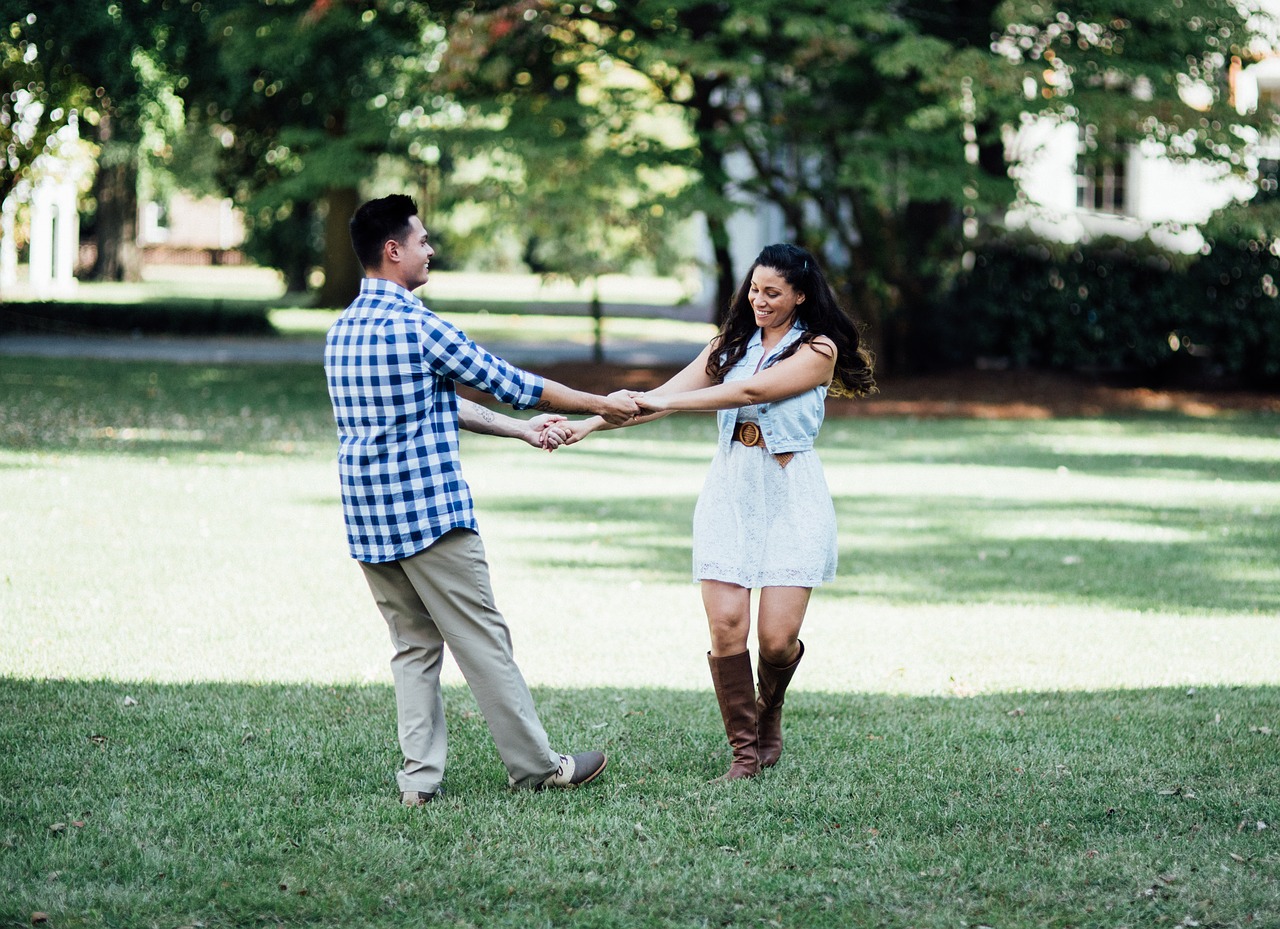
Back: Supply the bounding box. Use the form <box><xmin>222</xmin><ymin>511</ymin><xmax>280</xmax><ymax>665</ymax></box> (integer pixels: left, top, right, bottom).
<box><xmin>324</xmin><ymin>278</ymin><xmax>545</xmax><ymax>563</ymax></box>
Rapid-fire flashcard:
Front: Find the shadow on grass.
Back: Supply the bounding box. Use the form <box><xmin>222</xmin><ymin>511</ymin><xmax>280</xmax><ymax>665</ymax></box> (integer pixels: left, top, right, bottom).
<box><xmin>822</xmin><ymin>416</ymin><xmax>1280</xmax><ymax>484</ymax></box>
<box><xmin>487</xmin><ymin>491</ymin><xmax>1280</xmax><ymax>614</ymax></box>
<box><xmin>5</xmin><ymin>355</ymin><xmax>1278</xmax><ymax>480</ymax></box>
<box><xmin>0</xmin><ymin>356</ymin><xmax>334</xmax><ymax>457</ymax></box>
<box><xmin>3</xmin><ymin>677</ymin><xmax>1278</xmax><ymax>929</ymax></box>
<box><xmin>830</xmin><ymin>495</ymin><xmax>1280</xmax><ymax>613</ymax></box>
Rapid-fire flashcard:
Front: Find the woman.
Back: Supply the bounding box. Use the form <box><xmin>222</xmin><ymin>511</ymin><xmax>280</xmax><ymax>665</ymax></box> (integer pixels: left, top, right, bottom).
<box><xmin>566</xmin><ymin>244</ymin><xmax>875</xmax><ymax>780</ymax></box>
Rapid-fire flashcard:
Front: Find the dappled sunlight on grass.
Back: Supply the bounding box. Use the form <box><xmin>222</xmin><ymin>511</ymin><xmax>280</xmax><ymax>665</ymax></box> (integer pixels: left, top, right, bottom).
<box><xmin>0</xmin><ymin>357</ymin><xmax>334</xmax><ymax>456</ymax></box>
<box><xmin>270</xmin><ymin>306</ymin><xmax>716</xmax><ymax>347</ymax></box>
<box><xmin>823</xmin><ymin>492</ymin><xmax>1279</xmax><ymax>615</ymax></box>
<box><xmin>987</xmin><ymin>515</ymin><xmax>1204</xmax><ymax>543</ymax></box>
<box><xmin>52</xmin><ymin>264</ymin><xmax>288</xmax><ymax>304</ymax></box>
<box><xmin>820</xmin><ymin>416</ymin><xmax>1280</xmax><ymax>484</ymax></box>
<box><xmin>8</xmin><ymin>300</ymin><xmax>1280</xmax><ymax>926</ymax></box>
<box><xmin>799</xmin><ymin>600</ymin><xmax>1279</xmax><ymax>696</ymax></box>
<box><xmin>1022</xmin><ymin>425</ymin><xmax>1280</xmax><ymax>464</ymax></box>
<box><xmin>2</xmin><ymin>357</ymin><xmax>1278</xmax><ymax>696</ymax></box>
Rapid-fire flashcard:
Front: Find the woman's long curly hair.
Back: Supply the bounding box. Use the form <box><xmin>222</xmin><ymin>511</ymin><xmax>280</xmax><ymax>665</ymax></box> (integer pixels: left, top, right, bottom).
<box><xmin>705</xmin><ymin>243</ymin><xmax>876</xmax><ymax>398</ymax></box>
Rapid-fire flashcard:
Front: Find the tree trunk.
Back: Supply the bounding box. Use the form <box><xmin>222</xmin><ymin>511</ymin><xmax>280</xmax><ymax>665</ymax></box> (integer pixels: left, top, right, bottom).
<box><xmin>318</xmin><ymin>185</ymin><xmax>361</xmax><ymax>308</ymax></box>
<box><xmin>706</xmin><ymin>213</ymin><xmax>736</xmax><ymax>327</ymax></box>
<box><xmin>283</xmin><ymin>200</ymin><xmax>314</xmax><ymax>294</ymax></box>
<box><xmin>89</xmin><ymin>124</ymin><xmax>142</xmax><ymax>283</ymax></box>
<box><xmin>688</xmin><ymin>76</ymin><xmax>738</xmax><ymax>326</ymax></box>
<box><xmin>889</xmin><ymin>199</ymin><xmax>962</xmax><ymax>373</ymax></box>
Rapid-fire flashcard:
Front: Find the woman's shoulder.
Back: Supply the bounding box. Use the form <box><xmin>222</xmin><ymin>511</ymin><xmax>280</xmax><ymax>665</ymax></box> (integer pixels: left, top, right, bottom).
<box><xmin>804</xmin><ymin>332</ymin><xmax>838</xmax><ymax>357</ymax></box>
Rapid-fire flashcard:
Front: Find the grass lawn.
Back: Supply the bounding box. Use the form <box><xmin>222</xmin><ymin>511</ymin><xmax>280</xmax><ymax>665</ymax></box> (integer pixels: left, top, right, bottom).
<box><xmin>1</xmin><ymin>356</ymin><xmax>1278</xmax><ymax>928</ymax></box>
<box><xmin>269</xmin><ymin>306</ymin><xmax>716</xmax><ymax>360</ymax></box>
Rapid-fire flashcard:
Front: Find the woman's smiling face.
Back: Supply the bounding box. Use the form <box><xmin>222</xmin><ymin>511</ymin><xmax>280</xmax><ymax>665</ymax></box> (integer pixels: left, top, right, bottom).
<box><xmin>748</xmin><ymin>266</ymin><xmax>805</xmax><ymax>332</ymax></box>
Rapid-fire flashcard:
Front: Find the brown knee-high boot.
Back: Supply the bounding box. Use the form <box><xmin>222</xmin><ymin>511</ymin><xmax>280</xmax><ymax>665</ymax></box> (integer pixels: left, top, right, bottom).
<box><xmin>707</xmin><ymin>651</ymin><xmax>760</xmax><ymax>780</ymax></box>
<box><xmin>756</xmin><ymin>640</ymin><xmax>804</xmax><ymax>769</ymax></box>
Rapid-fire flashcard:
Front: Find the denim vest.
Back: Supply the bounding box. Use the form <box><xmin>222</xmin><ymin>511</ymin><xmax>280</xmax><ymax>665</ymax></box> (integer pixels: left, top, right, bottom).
<box><xmin>715</xmin><ymin>323</ymin><xmax>827</xmax><ymax>455</ymax></box>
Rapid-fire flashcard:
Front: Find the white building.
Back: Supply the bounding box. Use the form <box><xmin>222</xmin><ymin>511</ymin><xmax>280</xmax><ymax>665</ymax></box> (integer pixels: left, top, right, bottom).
<box><xmin>1005</xmin><ymin>56</ymin><xmax>1280</xmax><ymax>255</ymax></box>
<box><xmin>1</xmin><ymin>118</ymin><xmax>89</xmax><ymax>299</ymax></box>
<box><xmin>702</xmin><ymin>51</ymin><xmax>1280</xmax><ymax>308</ymax></box>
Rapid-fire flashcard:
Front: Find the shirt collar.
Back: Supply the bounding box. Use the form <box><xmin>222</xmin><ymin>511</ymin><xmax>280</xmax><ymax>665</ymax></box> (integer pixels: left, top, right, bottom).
<box><xmin>750</xmin><ymin>320</ymin><xmax>806</xmax><ymax>359</ymax></box>
<box><xmin>360</xmin><ymin>276</ymin><xmax>425</xmax><ymax>308</ymax></box>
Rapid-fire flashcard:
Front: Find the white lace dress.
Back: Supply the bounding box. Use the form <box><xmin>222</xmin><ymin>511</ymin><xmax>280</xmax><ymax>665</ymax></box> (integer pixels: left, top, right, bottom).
<box><xmin>692</xmin><ymin>407</ymin><xmax>838</xmax><ymax>588</ymax></box>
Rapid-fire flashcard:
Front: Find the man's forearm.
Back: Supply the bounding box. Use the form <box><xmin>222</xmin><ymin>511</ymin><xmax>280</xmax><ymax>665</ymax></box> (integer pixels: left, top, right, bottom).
<box><xmin>535</xmin><ymin>380</ymin><xmax>639</xmax><ymax>425</ymax></box>
<box><xmin>458</xmin><ymin>398</ymin><xmax>523</xmax><ymax>438</ymax></box>
<box><xmin>534</xmin><ymin>381</ymin><xmax>607</xmax><ymax>416</ymax></box>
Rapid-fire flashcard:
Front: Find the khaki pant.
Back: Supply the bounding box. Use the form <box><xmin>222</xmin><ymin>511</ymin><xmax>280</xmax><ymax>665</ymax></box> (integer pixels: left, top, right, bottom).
<box><xmin>360</xmin><ymin>528</ymin><xmax>559</xmax><ymax>793</ymax></box>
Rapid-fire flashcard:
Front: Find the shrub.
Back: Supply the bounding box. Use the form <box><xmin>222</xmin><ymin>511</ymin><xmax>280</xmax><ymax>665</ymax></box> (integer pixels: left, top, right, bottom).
<box><xmin>1186</xmin><ymin>201</ymin><xmax>1280</xmax><ymax>386</ymax></box>
<box><xmin>0</xmin><ymin>301</ymin><xmax>276</xmax><ymax>337</ymax></box>
<box><xmin>939</xmin><ymin>214</ymin><xmax>1280</xmax><ymax>387</ymax></box>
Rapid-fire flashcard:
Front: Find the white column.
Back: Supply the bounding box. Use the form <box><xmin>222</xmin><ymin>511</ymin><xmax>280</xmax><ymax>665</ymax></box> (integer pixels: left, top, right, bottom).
<box><xmin>0</xmin><ymin>197</ymin><xmax>17</xmax><ymax>290</ymax></box>
<box><xmin>52</xmin><ymin>177</ymin><xmax>79</xmax><ymax>292</ymax></box>
<box><xmin>28</xmin><ymin>180</ymin><xmax>54</xmax><ymax>295</ymax></box>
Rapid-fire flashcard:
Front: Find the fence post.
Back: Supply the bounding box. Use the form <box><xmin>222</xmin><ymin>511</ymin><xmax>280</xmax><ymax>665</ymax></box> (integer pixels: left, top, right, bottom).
<box><xmin>591</xmin><ymin>276</ymin><xmax>604</xmax><ymax>364</ymax></box>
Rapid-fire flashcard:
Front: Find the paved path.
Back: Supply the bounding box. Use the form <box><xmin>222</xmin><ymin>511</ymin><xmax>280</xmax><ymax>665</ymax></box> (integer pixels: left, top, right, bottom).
<box><xmin>0</xmin><ymin>332</ymin><xmax>704</xmax><ymax>368</ymax></box>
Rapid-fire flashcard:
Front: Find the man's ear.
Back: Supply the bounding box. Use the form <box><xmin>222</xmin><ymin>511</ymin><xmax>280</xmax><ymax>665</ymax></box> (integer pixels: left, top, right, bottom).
<box><xmin>383</xmin><ymin>237</ymin><xmax>401</xmax><ymax>264</ymax></box>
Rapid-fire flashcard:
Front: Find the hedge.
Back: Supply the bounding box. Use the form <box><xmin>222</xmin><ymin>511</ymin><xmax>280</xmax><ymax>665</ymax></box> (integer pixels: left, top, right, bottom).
<box><xmin>938</xmin><ymin>208</ymin><xmax>1280</xmax><ymax>387</ymax></box>
<box><xmin>0</xmin><ymin>301</ymin><xmax>275</xmax><ymax>338</ymax></box>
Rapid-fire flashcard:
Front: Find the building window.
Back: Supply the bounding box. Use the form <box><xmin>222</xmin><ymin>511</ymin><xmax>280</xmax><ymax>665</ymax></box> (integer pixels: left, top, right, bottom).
<box><xmin>141</xmin><ymin>200</ymin><xmax>171</xmax><ymax>244</ymax></box>
<box><xmin>1075</xmin><ymin>126</ymin><xmax>1128</xmax><ymax>214</ymax></box>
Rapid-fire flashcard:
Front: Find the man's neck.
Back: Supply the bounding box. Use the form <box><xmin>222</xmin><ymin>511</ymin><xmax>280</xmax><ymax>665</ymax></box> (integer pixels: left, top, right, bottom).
<box><xmin>368</xmin><ymin>271</ymin><xmax>418</xmax><ymax>293</ymax></box>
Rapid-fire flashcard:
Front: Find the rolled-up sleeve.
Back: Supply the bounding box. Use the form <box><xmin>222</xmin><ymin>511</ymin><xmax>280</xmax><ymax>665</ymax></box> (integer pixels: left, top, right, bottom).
<box><xmin>418</xmin><ymin>318</ymin><xmax>544</xmax><ymax>409</ymax></box>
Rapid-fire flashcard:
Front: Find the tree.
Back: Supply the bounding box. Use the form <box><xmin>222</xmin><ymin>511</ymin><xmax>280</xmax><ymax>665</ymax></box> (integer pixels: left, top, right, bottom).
<box><xmin>428</xmin><ymin>1</ymin><xmax>748</xmax><ymax>318</ymax></box>
<box><xmin>0</xmin><ymin>8</ymin><xmax>89</xmax><ymax>212</ymax></box>
<box><xmin>452</xmin><ymin>0</ymin><xmax>1274</xmax><ymax>368</ymax></box>
<box><xmin>184</xmin><ymin>0</ymin><xmax>437</xmax><ymax>305</ymax></box>
<box><xmin>419</xmin><ymin>2</ymin><xmax>697</xmax><ymax>297</ymax></box>
<box><xmin>996</xmin><ymin>1</ymin><xmax>1280</xmax><ymax>212</ymax></box>
<box><xmin>0</xmin><ymin>2</ymin><xmax>212</xmax><ymax>283</ymax></box>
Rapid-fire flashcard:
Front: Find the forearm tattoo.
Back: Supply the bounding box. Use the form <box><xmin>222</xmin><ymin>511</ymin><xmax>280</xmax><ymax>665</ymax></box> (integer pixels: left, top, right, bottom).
<box><xmin>461</xmin><ymin>399</ymin><xmax>501</xmax><ymax>434</ymax></box>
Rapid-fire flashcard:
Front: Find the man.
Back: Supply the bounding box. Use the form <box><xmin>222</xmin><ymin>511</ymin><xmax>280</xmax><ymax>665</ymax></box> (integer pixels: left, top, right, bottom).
<box><xmin>324</xmin><ymin>194</ymin><xmax>637</xmax><ymax>804</ymax></box>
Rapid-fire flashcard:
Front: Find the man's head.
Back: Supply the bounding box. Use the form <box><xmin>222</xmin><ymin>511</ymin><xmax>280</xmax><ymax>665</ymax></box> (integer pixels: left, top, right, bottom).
<box><xmin>349</xmin><ymin>195</ymin><xmax>435</xmax><ymax>290</ymax></box>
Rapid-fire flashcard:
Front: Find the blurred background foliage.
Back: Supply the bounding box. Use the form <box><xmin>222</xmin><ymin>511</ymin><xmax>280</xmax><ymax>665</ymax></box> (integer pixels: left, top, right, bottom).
<box><xmin>2</xmin><ymin>0</ymin><xmax>1279</xmax><ymax>382</ymax></box>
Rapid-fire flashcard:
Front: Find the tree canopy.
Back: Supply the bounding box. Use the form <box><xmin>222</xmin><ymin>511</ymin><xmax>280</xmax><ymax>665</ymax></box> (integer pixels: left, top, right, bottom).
<box><xmin>0</xmin><ymin>1</ymin><xmax>214</xmax><ymax>281</ymax></box>
<box><xmin>459</xmin><ymin>0</ymin><xmax>1271</xmax><ymax>358</ymax></box>
<box><xmin>180</xmin><ymin>0</ymin><xmax>436</xmax><ymax>303</ymax></box>
<box><xmin>3</xmin><ymin>0</ymin><xmax>1276</xmax><ymax>356</ymax></box>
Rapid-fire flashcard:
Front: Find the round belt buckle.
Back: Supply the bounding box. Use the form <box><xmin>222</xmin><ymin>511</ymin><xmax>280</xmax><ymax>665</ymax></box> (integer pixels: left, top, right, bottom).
<box><xmin>738</xmin><ymin>422</ymin><xmax>761</xmax><ymax>446</ymax></box>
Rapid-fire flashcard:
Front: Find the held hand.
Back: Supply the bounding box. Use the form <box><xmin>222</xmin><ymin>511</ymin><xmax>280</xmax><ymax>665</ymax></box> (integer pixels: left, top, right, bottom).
<box><xmin>527</xmin><ymin>414</ymin><xmax>568</xmax><ymax>451</ymax></box>
<box><xmin>539</xmin><ymin>423</ymin><xmax>571</xmax><ymax>451</ymax></box>
<box><xmin>633</xmin><ymin>392</ymin><xmax>668</xmax><ymax>413</ymax></box>
<box><xmin>599</xmin><ymin>389</ymin><xmax>641</xmax><ymax>426</ymax></box>
<box><xmin>560</xmin><ymin>418</ymin><xmax>602</xmax><ymax>446</ymax></box>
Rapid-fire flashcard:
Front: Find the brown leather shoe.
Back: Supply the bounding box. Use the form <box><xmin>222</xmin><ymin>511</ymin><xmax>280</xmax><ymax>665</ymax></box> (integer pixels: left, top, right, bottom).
<box><xmin>708</xmin><ymin>651</ymin><xmax>760</xmax><ymax>780</ymax></box>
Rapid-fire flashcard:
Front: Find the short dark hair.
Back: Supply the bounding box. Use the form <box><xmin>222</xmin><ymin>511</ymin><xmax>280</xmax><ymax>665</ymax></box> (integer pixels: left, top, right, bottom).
<box><xmin>349</xmin><ymin>194</ymin><xmax>418</xmax><ymax>270</ymax></box>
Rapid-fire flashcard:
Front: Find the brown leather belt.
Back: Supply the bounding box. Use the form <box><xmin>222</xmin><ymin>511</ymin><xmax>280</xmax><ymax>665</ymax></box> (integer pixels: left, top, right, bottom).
<box><xmin>731</xmin><ymin>422</ymin><xmax>793</xmax><ymax>469</ymax></box>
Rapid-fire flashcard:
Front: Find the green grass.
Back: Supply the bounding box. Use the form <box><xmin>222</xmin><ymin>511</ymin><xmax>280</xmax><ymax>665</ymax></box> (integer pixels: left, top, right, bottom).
<box><xmin>3</xmin><ymin>680</ymin><xmax>1277</xmax><ymax>928</ymax></box>
<box><xmin>269</xmin><ymin>306</ymin><xmax>716</xmax><ymax>353</ymax></box>
<box><xmin>45</xmin><ymin>265</ymin><xmax>294</xmax><ymax>307</ymax></box>
<box><xmin>2</xmin><ymin>356</ymin><xmax>1278</xmax><ymax>928</ymax></box>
